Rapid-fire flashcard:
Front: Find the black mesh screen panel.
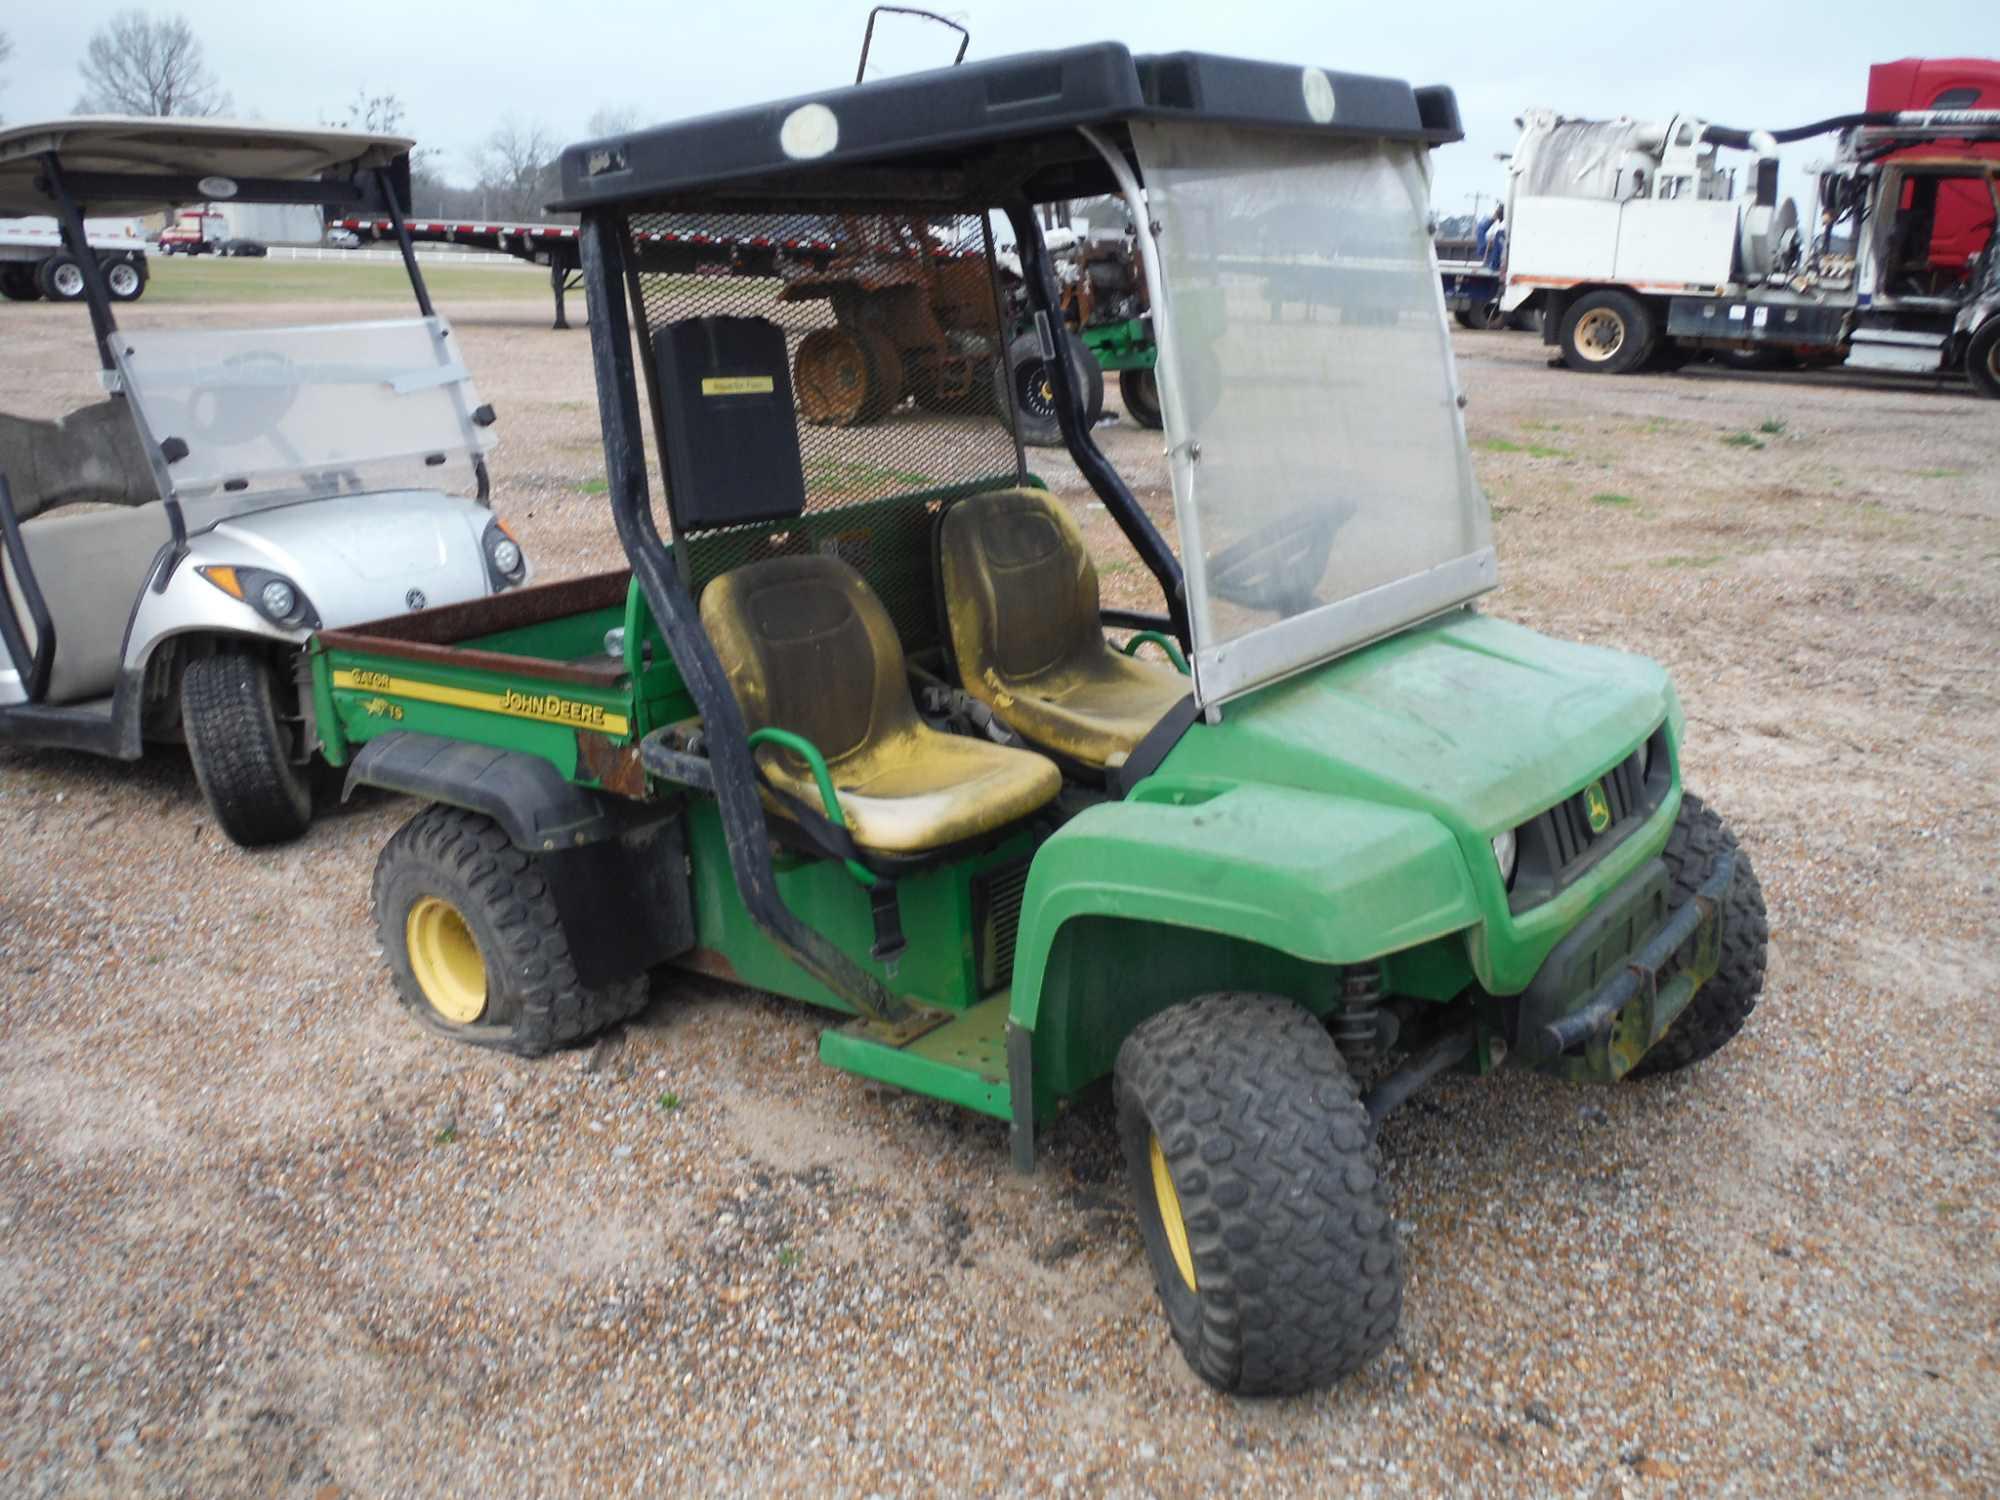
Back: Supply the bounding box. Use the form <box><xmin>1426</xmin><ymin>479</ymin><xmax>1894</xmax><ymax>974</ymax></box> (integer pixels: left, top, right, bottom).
<box><xmin>627</xmin><ymin>208</ymin><xmax>1024</xmax><ymax>653</ymax></box>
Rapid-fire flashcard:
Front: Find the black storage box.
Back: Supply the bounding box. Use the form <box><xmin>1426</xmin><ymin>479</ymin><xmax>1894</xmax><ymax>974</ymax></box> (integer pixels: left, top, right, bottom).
<box><xmin>652</xmin><ymin>315</ymin><xmax>807</xmax><ymax>530</ymax></box>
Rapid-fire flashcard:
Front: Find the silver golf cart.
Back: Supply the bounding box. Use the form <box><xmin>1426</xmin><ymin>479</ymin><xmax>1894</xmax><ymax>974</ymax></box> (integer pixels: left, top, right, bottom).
<box><xmin>0</xmin><ymin>118</ymin><xmax>528</xmax><ymax>845</ymax></box>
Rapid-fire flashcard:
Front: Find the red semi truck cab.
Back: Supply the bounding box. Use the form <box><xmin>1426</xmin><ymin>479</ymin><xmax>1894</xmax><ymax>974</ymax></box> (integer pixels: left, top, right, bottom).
<box><xmin>1867</xmin><ymin>58</ymin><xmax>2000</xmax><ymax>272</ymax></box>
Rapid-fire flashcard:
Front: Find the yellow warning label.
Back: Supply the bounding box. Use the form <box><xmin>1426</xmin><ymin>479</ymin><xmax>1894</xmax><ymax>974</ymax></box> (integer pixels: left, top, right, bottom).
<box><xmin>701</xmin><ymin>375</ymin><xmax>775</xmax><ymax>397</ymax></box>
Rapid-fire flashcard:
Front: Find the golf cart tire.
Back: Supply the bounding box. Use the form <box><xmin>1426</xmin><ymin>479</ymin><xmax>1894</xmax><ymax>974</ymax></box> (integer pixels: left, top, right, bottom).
<box><xmin>997</xmin><ymin>328</ymin><xmax>1102</xmax><ymax>447</ymax></box>
<box><xmin>1628</xmin><ymin>793</ymin><xmax>1769</xmax><ymax>1078</ymax></box>
<box><xmin>1118</xmin><ymin>366</ymin><xmax>1163</xmax><ymax>430</ymax></box>
<box><xmin>1115</xmin><ymin>991</ymin><xmax>1402</xmax><ymax>1396</ymax></box>
<box><xmin>1558</xmin><ymin>289</ymin><xmax>1657</xmax><ymax>375</ymax></box>
<box><xmin>0</xmin><ymin>267</ymin><xmax>42</xmax><ymax>302</ymax></box>
<box><xmin>372</xmin><ymin>804</ymin><xmax>651</xmax><ymax>1057</ymax></box>
<box><xmin>36</xmin><ymin>254</ymin><xmax>87</xmax><ymax>303</ymax></box>
<box><xmin>182</xmin><ymin>647</ymin><xmax>314</xmax><ymax>847</ymax></box>
<box><xmin>1967</xmin><ymin>319</ymin><xmax>2000</xmax><ymax>401</ymax></box>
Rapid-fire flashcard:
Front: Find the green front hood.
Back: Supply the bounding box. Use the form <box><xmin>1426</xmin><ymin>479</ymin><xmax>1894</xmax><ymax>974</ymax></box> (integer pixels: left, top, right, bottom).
<box><xmin>1158</xmin><ymin>609</ymin><xmax>1677</xmax><ymax>837</ymax></box>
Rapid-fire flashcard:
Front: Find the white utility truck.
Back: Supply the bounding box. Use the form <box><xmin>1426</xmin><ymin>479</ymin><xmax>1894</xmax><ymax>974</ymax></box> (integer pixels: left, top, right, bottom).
<box><xmin>1498</xmin><ymin>107</ymin><xmax>2000</xmax><ymax>397</ymax></box>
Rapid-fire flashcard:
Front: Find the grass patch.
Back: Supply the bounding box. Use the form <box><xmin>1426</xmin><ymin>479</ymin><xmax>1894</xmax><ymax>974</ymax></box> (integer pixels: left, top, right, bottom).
<box><xmin>657</xmin><ymin>1091</ymin><xmax>682</xmax><ymax>1112</ymax></box>
<box><xmin>1913</xmin><ymin>467</ymin><xmax>1962</xmax><ymax>480</ymax></box>
<box><xmin>1757</xmin><ymin>418</ymin><xmax>1786</xmax><ymax>435</ymax></box>
<box><xmin>1658</xmin><ymin>554</ymin><xmax>1725</xmax><ymax>569</ymax></box>
<box><xmin>432</xmin><ymin>1125</ymin><xmax>457</xmax><ymax>1146</ymax></box>
<box><xmin>578</xmin><ymin>477</ymin><xmax>610</xmax><ymax>495</ymax></box>
<box><xmin>1721</xmin><ymin>433</ymin><xmax>1766</xmax><ymax>450</ymax></box>
<box><xmin>141</xmin><ymin>255</ymin><xmax>563</xmax><ymax>308</ymax></box>
<box><xmin>801</xmin><ymin>456</ymin><xmax>936</xmax><ymax>493</ymax></box>
<box><xmin>1590</xmin><ymin>492</ymin><xmax>1637</xmax><ymax>507</ymax></box>
<box><xmin>1478</xmin><ymin>437</ymin><xmax>1571</xmax><ymax>459</ymax></box>
<box><xmin>778</xmin><ymin>1246</ymin><xmax>801</xmax><ymax>1269</ymax></box>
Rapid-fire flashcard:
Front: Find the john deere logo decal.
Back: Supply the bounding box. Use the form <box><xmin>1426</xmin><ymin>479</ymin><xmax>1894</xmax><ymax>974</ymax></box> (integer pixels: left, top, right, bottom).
<box><xmin>1584</xmin><ymin>782</ymin><xmax>1612</xmax><ymax>834</ymax></box>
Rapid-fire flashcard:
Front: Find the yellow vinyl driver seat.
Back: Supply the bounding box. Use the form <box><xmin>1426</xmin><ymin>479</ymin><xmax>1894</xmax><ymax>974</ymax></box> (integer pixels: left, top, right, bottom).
<box><xmin>701</xmin><ymin>553</ymin><xmax>1061</xmax><ymax>857</ymax></box>
<box><xmin>940</xmin><ymin>486</ymin><xmax>1186</xmax><ymax>770</ymax></box>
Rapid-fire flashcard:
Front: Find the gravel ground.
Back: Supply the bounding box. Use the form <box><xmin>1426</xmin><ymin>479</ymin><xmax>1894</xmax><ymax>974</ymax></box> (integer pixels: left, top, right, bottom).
<box><xmin>2</xmin><ymin>284</ymin><xmax>1997</xmax><ymax>1498</ymax></box>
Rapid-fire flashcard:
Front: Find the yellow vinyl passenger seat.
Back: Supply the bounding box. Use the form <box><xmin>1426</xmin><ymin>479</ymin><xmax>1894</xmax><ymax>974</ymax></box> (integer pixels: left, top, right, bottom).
<box><xmin>940</xmin><ymin>487</ymin><xmax>1186</xmax><ymax>770</ymax></box>
<box><xmin>701</xmin><ymin>553</ymin><xmax>1061</xmax><ymax>857</ymax></box>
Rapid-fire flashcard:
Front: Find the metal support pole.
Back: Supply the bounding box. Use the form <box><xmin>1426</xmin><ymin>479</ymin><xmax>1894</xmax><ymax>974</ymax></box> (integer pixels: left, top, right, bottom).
<box><xmin>36</xmin><ymin>154</ymin><xmax>121</xmax><ymax>371</ymax></box>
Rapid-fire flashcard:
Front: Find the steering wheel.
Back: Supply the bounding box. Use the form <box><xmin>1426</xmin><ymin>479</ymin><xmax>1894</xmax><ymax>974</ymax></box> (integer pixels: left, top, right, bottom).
<box><xmin>1203</xmin><ymin>501</ymin><xmax>1353</xmax><ymax>617</ymax></box>
<box><xmin>186</xmin><ymin>350</ymin><xmax>301</xmax><ymax>445</ymax></box>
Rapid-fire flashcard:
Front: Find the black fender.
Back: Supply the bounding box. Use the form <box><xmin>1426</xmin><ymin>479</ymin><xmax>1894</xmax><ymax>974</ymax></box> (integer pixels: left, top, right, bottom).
<box><xmin>343</xmin><ymin>732</ymin><xmax>614</xmax><ymax>851</ymax></box>
<box><xmin>345</xmin><ymin>732</ymin><xmax>694</xmax><ymax>988</ymax></box>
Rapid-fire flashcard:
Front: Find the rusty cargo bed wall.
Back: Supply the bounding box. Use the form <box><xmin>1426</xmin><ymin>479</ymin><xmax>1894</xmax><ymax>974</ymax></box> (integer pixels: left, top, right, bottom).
<box><xmin>313</xmin><ymin>569</ymin><xmax>692</xmax><ymax>792</ymax></box>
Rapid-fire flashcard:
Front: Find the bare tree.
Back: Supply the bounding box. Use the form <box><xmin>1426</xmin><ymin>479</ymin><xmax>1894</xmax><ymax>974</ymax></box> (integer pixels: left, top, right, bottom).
<box><xmin>323</xmin><ymin>89</ymin><xmax>406</xmax><ymax>134</ymax></box>
<box><xmin>471</xmin><ymin>117</ymin><xmax>558</xmax><ymax>221</ymax></box>
<box><xmin>585</xmin><ymin>105</ymin><xmax>643</xmax><ymax>139</ymax></box>
<box><xmin>0</xmin><ymin>30</ymin><xmax>12</xmax><ymax>124</ymax></box>
<box><xmin>76</xmin><ymin>11</ymin><xmax>229</xmax><ymax>117</ymax></box>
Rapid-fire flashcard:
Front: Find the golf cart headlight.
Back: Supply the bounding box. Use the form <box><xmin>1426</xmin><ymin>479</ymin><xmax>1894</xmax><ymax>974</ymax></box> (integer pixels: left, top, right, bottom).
<box><xmin>198</xmin><ymin>564</ymin><xmax>318</xmax><ymax>628</ymax></box>
<box><xmin>482</xmin><ymin>519</ymin><xmax>527</xmax><ymax>587</ymax></box>
<box><xmin>258</xmin><ymin>579</ymin><xmax>297</xmax><ymax>620</ymax></box>
<box><xmin>1491</xmin><ymin>828</ymin><xmax>1518</xmax><ymax>886</ymax></box>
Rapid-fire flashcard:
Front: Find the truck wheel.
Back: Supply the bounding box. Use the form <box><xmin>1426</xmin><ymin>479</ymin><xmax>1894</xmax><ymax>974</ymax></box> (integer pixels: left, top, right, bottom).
<box><xmin>0</xmin><ymin>267</ymin><xmax>42</xmax><ymax>302</ymax></box>
<box><xmin>1967</xmin><ymin>319</ymin><xmax>2000</xmax><ymax>401</ymax></box>
<box><xmin>1629</xmin><ymin>793</ymin><xmax>1770</xmax><ymax>1078</ymax></box>
<box><xmin>1118</xmin><ymin>366</ymin><xmax>1163</xmax><ymax>429</ymax></box>
<box><xmin>995</xmin><ymin>329</ymin><xmax>1103</xmax><ymax>447</ymax></box>
<box><xmin>182</xmin><ymin>647</ymin><xmax>314</xmax><ymax>847</ymax></box>
<box><xmin>104</xmin><ymin>259</ymin><xmax>145</xmax><ymax>303</ymax></box>
<box><xmin>1115</xmin><ymin>992</ymin><xmax>1402</xmax><ymax>1396</ymax></box>
<box><xmin>795</xmin><ymin>327</ymin><xmax>897</xmax><ymax>427</ymax></box>
<box><xmin>36</xmin><ymin>254</ymin><xmax>87</xmax><ymax>303</ymax></box>
<box><xmin>372</xmin><ymin>805</ymin><xmax>651</xmax><ymax>1056</ymax></box>
<box><xmin>1558</xmin><ymin>290</ymin><xmax>1656</xmax><ymax>375</ymax></box>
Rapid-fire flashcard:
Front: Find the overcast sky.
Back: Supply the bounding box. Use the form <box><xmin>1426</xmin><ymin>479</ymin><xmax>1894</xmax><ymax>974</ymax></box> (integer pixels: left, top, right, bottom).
<box><xmin>1</xmin><ymin>1</ymin><xmax>1992</xmax><ymax>213</ymax></box>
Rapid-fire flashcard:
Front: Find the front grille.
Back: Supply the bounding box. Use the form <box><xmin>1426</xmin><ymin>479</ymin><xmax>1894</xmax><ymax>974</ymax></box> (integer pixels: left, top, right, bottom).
<box><xmin>1508</xmin><ymin>726</ymin><xmax>1671</xmax><ymax>912</ymax></box>
<box><xmin>971</xmin><ymin>858</ymin><xmax>1031</xmax><ymax>994</ymax></box>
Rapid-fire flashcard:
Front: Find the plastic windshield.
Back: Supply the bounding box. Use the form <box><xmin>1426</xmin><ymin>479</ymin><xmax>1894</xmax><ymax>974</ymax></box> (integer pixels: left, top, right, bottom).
<box><xmin>1130</xmin><ymin>124</ymin><xmax>1495</xmax><ymax>708</ymax></box>
<box><xmin>110</xmin><ymin>316</ymin><xmax>494</xmax><ymax>505</ymax></box>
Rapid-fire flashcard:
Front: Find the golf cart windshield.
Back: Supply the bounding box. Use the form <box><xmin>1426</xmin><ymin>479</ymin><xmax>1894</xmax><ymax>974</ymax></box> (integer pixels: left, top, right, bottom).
<box><xmin>1132</xmin><ymin>125</ymin><xmax>1494</xmax><ymax>707</ymax></box>
<box><xmin>111</xmin><ymin>316</ymin><xmax>494</xmax><ymax>508</ymax></box>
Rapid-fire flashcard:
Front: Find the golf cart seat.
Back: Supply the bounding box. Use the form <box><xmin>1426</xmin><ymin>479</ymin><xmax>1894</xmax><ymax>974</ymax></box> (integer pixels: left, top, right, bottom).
<box><xmin>702</xmin><ymin>553</ymin><xmax>1061</xmax><ymax>857</ymax></box>
<box><xmin>940</xmin><ymin>487</ymin><xmax>1185</xmax><ymax>770</ymax></box>
<box><xmin>0</xmin><ymin>401</ymin><xmax>158</xmax><ymax>522</ymax></box>
<box><xmin>3</xmin><ymin>503</ymin><xmax>172</xmax><ymax>702</ymax></box>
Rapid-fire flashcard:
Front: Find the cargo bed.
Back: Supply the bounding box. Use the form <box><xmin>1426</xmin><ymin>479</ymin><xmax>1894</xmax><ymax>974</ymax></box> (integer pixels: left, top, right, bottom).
<box><xmin>311</xmin><ymin>569</ymin><xmax>691</xmax><ymax>791</ymax></box>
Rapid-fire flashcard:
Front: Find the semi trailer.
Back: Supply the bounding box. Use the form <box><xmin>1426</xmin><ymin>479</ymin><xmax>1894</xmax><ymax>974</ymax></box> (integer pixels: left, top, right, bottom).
<box><xmin>0</xmin><ymin>214</ymin><xmax>148</xmax><ymax>303</ymax></box>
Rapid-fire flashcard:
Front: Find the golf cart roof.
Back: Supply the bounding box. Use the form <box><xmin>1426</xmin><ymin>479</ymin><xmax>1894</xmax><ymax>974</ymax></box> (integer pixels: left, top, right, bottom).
<box><xmin>553</xmin><ymin>43</ymin><xmax>1462</xmax><ymax>211</ymax></box>
<box><xmin>0</xmin><ymin>116</ymin><xmax>414</xmax><ymax>217</ymax></box>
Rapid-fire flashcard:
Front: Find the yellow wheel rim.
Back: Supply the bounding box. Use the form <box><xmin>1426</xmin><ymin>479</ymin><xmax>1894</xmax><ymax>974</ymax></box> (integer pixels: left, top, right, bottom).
<box><xmin>1573</xmin><ymin>307</ymin><xmax>1627</xmax><ymax>362</ymax></box>
<box><xmin>405</xmin><ymin>896</ymin><xmax>488</xmax><ymax>1023</ymax></box>
<box><xmin>1149</xmin><ymin>1133</ymin><xmax>1198</xmax><ymax>1292</ymax></box>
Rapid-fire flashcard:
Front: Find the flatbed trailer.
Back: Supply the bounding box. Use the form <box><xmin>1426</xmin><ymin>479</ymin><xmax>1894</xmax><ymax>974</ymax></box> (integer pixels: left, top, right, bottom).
<box><xmin>327</xmin><ymin>214</ymin><xmax>845</xmax><ymax>328</ymax></box>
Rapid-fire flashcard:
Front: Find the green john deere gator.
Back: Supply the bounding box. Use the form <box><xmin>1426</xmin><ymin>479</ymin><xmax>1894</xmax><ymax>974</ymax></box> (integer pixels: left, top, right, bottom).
<box><xmin>308</xmin><ymin>45</ymin><xmax>1769</xmax><ymax>1396</ymax></box>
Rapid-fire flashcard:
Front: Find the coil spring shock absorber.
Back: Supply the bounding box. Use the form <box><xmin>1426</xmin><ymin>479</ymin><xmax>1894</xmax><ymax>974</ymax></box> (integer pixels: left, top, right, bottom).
<box><xmin>1331</xmin><ymin>962</ymin><xmax>1385</xmax><ymax>1070</ymax></box>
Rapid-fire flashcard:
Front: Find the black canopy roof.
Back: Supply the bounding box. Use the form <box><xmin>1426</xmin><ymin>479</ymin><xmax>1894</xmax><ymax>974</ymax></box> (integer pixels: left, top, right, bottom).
<box><xmin>552</xmin><ymin>44</ymin><xmax>1462</xmax><ymax>213</ymax></box>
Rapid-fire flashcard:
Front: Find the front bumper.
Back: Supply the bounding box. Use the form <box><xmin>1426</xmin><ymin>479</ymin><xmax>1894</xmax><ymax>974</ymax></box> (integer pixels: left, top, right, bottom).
<box><xmin>1512</xmin><ymin>850</ymin><xmax>1735</xmax><ymax>1082</ymax></box>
